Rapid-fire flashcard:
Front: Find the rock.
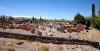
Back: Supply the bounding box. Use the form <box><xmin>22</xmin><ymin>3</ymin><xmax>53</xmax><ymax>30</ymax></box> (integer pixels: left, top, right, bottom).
<box><xmin>35</xmin><ymin>31</ymin><xmax>42</xmax><ymax>36</ymax></box>
<box><xmin>57</xmin><ymin>26</ymin><xmax>65</xmax><ymax>33</ymax></box>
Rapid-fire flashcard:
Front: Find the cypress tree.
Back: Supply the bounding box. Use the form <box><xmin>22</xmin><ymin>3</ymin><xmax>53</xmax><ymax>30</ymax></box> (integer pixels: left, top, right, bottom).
<box><xmin>92</xmin><ymin>4</ymin><xmax>96</xmax><ymax>17</ymax></box>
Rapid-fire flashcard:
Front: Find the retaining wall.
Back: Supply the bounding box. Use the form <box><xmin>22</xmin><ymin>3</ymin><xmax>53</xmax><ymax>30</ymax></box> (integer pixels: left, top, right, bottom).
<box><xmin>0</xmin><ymin>32</ymin><xmax>99</xmax><ymax>48</ymax></box>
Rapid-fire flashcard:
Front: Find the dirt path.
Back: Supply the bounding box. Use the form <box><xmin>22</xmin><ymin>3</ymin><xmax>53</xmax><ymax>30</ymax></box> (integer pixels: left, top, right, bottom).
<box><xmin>89</xmin><ymin>29</ymin><xmax>100</xmax><ymax>43</ymax></box>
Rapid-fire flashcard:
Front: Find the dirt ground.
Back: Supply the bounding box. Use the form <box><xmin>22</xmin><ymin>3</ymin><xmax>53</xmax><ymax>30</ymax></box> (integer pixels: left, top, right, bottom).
<box><xmin>0</xmin><ymin>28</ymin><xmax>100</xmax><ymax>51</ymax></box>
<box><xmin>0</xmin><ymin>38</ymin><xmax>99</xmax><ymax>51</ymax></box>
<box><xmin>88</xmin><ymin>29</ymin><xmax>100</xmax><ymax>44</ymax></box>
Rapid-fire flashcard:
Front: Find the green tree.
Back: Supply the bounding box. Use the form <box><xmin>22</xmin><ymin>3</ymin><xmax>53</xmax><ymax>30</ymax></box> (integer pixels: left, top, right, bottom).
<box><xmin>0</xmin><ymin>15</ymin><xmax>6</xmax><ymax>21</ymax></box>
<box><xmin>94</xmin><ymin>16</ymin><xmax>100</xmax><ymax>29</ymax></box>
<box><xmin>32</xmin><ymin>16</ymin><xmax>35</xmax><ymax>20</ymax></box>
<box><xmin>74</xmin><ymin>13</ymin><xmax>85</xmax><ymax>24</ymax></box>
<box><xmin>85</xmin><ymin>17</ymin><xmax>91</xmax><ymax>29</ymax></box>
<box><xmin>98</xmin><ymin>10</ymin><xmax>100</xmax><ymax>16</ymax></box>
<box><xmin>8</xmin><ymin>16</ymin><xmax>14</xmax><ymax>20</ymax></box>
<box><xmin>40</xmin><ymin>17</ymin><xmax>42</xmax><ymax>20</ymax></box>
<box><xmin>92</xmin><ymin>4</ymin><xmax>96</xmax><ymax>17</ymax></box>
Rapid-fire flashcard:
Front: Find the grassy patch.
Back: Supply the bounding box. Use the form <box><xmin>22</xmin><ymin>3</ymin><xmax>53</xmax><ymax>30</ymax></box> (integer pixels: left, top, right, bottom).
<box><xmin>5</xmin><ymin>46</ymin><xmax>14</xmax><ymax>51</ymax></box>
<box><xmin>16</xmin><ymin>40</ymin><xmax>24</xmax><ymax>45</ymax></box>
<box><xmin>82</xmin><ymin>47</ymin><xmax>89</xmax><ymax>51</ymax></box>
<box><xmin>38</xmin><ymin>45</ymin><xmax>49</xmax><ymax>51</ymax></box>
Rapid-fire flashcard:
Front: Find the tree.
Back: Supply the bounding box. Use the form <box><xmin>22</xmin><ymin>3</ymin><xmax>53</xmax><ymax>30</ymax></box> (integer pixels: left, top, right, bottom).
<box><xmin>92</xmin><ymin>4</ymin><xmax>96</xmax><ymax>17</ymax></box>
<box><xmin>0</xmin><ymin>15</ymin><xmax>6</xmax><ymax>21</ymax></box>
<box><xmin>85</xmin><ymin>17</ymin><xmax>91</xmax><ymax>29</ymax></box>
<box><xmin>94</xmin><ymin>16</ymin><xmax>100</xmax><ymax>30</ymax></box>
<box><xmin>34</xmin><ymin>18</ymin><xmax>36</xmax><ymax>21</ymax></box>
<box><xmin>98</xmin><ymin>10</ymin><xmax>100</xmax><ymax>16</ymax></box>
<box><xmin>40</xmin><ymin>17</ymin><xmax>42</xmax><ymax>20</ymax></box>
<box><xmin>74</xmin><ymin>13</ymin><xmax>85</xmax><ymax>24</ymax></box>
<box><xmin>32</xmin><ymin>16</ymin><xmax>35</xmax><ymax>20</ymax></box>
<box><xmin>8</xmin><ymin>16</ymin><xmax>14</xmax><ymax>20</ymax></box>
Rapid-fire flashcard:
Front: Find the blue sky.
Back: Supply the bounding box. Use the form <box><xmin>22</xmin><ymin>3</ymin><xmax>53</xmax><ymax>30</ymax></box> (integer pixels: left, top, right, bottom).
<box><xmin>0</xmin><ymin>0</ymin><xmax>100</xmax><ymax>20</ymax></box>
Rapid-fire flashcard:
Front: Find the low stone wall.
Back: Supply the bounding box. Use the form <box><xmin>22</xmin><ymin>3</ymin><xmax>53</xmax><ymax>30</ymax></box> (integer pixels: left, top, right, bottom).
<box><xmin>0</xmin><ymin>32</ymin><xmax>99</xmax><ymax>48</ymax></box>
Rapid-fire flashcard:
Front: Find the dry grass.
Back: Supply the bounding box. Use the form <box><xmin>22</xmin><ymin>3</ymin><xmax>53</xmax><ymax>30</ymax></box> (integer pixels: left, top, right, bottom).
<box><xmin>38</xmin><ymin>45</ymin><xmax>49</xmax><ymax>51</ymax></box>
<box><xmin>5</xmin><ymin>46</ymin><xmax>14</xmax><ymax>51</ymax></box>
<box><xmin>82</xmin><ymin>47</ymin><xmax>89</xmax><ymax>51</ymax></box>
<box><xmin>7</xmin><ymin>43</ymin><xmax>13</xmax><ymax>46</ymax></box>
<box><xmin>16</xmin><ymin>40</ymin><xmax>24</xmax><ymax>45</ymax></box>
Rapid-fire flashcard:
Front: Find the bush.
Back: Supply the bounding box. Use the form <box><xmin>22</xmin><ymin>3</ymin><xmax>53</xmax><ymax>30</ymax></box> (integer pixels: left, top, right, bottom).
<box><xmin>90</xmin><ymin>14</ymin><xmax>100</xmax><ymax>29</ymax></box>
<box><xmin>74</xmin><ymin>13</ymin><xmax>85</xmax><ymax>24</ymax></box>
<box><xmin>38</xmin><ymin>45</ymin><xmax>49</xmax><ymax>51</ymax></box>
<box><xmin>5</xmin><ymin>46</ymin><xmax>14</xmax><ymax>51</ymax></box>
<box><xmin>82</xmin><ymin>47</ymin><xmax>89</xmax><ymax>51</ymax></box>
<box><xmin>7</xmin><ymin>43</ymin><xmax>13</xmax><ymax>46</ymax></box>
<box><xmin>16</xmin><ymin>40</ymin><xmax>24</xmax><ymax>45</ymax></box>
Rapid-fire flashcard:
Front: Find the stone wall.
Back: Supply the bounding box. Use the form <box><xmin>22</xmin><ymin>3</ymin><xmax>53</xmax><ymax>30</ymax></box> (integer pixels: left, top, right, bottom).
<box><xmin>0</xmin><ymin>32</ymin><xmax>99</xmax><ymax>48</ymax></box>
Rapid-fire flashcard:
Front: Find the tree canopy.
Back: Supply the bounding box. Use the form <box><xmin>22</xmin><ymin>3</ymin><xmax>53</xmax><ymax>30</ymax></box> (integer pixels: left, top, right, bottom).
<box><xmin>93</xmin><ymin>16</ymin><xmax>100</xmax><ymax>29</ymax></box>
<box><xmin>74</xmin><ymin>13</ymin><xmax>85</xmax><ymax>24</ymax></box>
<box><xmin>8</xmin><ymin>16</ymin><xmax>14</xmax><ymax>20</ymax></box>
<box><xmin>0</xmin><ymin>15</ymin><xmax>6</xmax><ymax>21</ymax></box>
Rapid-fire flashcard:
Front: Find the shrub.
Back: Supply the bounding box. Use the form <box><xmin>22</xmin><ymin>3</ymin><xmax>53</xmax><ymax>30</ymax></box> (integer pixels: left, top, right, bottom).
<box><xmin>5</xmin><ymin>46</ymin><xmax>14</xmax><ymax>51</ymax></box>
<box><xmin>38</xmin><ymin>45</ymin><xmax>49</xmax><ymax>51</ymax></box>
<box><xmin>82</xmin><ymin>47</ymin><xmax>89</xmax><ymax>51</ymax></box>
<box><xmin>16</xmin><ymin>40</ymin><xmax>24</xmax><ymax>45</ymax></box>
<box><xmin>8</xmin><ymin>43</ymin><xmax>13</xmax><ymax>46</ymax></box>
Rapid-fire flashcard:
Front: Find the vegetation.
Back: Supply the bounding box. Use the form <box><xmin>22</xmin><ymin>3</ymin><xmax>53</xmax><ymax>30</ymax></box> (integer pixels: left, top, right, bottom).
<box><xmin>8</xmin><ymin>16</ymin><xmax>14</xmax><ymax>20</ymax></box>
<box><xmin>5</xmin><ymin>44</ymin><xmax>14</xmax><ymax>51</ymax></box>
<box><xmin>85</xmin><ymin>17</ymin><xmax>91</xmax><ymax>29</ymax></box>
<box><xmin>73</xmin><ymin>4</ymin><xmax>100</xmax><ymax>30</ymax></box>
<box><xmin>16</xmin><ymin>40</ymin><xmax>24</xmax><ymax>45</ymax></box>
<box><xmin>91</xmin><ymin>16</ymin><xmax>100</xmax><ymax>29</ymax></box>
<box><xmin>92</xmin><ymin>4</ymin><xmax>96</xmax><ymax>17</ymax></box>
<box><xmin>74</xmin><ymin>13</ymin><xmax>85</xmax><ymax>24</ymax></box>
<box><xmin>0</xmin><ymin>4</ymin><xmax>99</xmax><ymax>30</ymax></box>
<box><xmin>98</xmin><ymin>10</ymin><xmax>100</xmax><ymax>16</ymax></box>
<box><xmin>32</xmin><ymin>16</ymin><xmax>35</xmax><ymax>20</ymax></box>
<box><xmin>0</xmin><ymin>15</ymin><xmax>14</xmax><ymax>21</ymax></box>
<box><xmin>82</xmin><ymin>47</ymin><xmax>89</xmax><ymax>51</ymax></box>
<box><xmin>38</xmin><ymin>45</ymin><xmax>49</xmax><ymax>51</ymax></box>
<box><xmin>5</xmin><ymin>46</ymin><xmax>14</xmax><ymax>51</ymax></box>
<box><xmin>0</xmin><ymin>15</ymin><xmax>6</xmax><ymax>21</ymax></box>
<box><xmin>8</xmin><ymin>43</ymin><xmax>13</xmax><ymax>46</ymax></box>
<box><xmin>40</xmin><ymin>17</ymin><xmax>42</xmax><ymax>20</ymax></box>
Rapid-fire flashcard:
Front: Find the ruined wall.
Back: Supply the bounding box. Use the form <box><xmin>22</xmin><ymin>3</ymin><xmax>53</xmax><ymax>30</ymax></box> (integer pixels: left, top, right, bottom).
<box><xmin>0</xmin><ymin>32</ymin><xmax>99</xmax><ymax>48</ymax></box>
